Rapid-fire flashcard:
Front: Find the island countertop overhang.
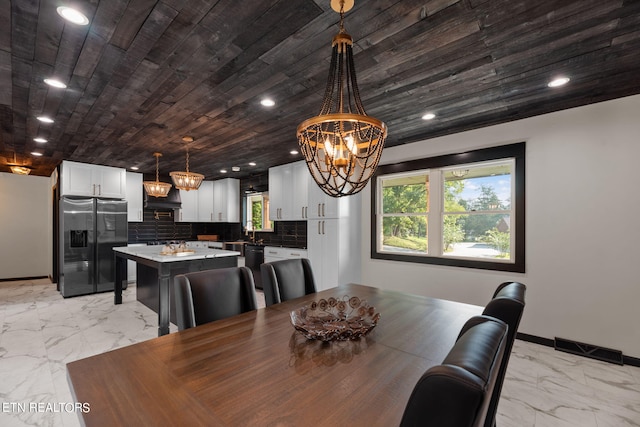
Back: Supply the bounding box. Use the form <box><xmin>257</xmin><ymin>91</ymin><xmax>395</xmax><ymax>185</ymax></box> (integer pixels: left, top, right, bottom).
<box><xmin>113</xmin><ymin>246</ymin><xmax>240</xmax><ymax>263</ymax></box>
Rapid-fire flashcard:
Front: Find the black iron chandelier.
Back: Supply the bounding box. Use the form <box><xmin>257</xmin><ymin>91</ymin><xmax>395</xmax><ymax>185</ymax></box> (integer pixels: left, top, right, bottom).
<box><xmin>296</xmin><ymin>0</ymin><xmax>387</xmax><ymax>197</ymax></box>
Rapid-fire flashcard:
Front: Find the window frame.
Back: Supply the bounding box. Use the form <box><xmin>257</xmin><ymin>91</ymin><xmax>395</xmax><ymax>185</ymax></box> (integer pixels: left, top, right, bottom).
<box><xmin>244</xmin><ymin>192</ymin><xmax>273</xmax><ymax>232</ymax></box>
<box><xmin>371</xmin><ymin>142</ymin><xmax>525</xmax><ymax>273</ymax></box>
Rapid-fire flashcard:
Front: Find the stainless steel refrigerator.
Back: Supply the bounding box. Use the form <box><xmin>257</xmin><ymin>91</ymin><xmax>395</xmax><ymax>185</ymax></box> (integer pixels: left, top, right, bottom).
<box><xmin>59</xmin><ymin>197</ymin><xmax>128</xmax><ymax>297</ymax></box>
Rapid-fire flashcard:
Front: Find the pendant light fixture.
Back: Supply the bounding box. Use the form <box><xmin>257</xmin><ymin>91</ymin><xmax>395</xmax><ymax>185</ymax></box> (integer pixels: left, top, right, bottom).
<box><xmin>8</xmin><ymin>153</ymin><xmax>32</xmax><ymax>175</ymax></box>
<box><xmin>9</xmin><ymin>165</ymin><xmax>32</xmax><ymax>175</ymax></box>
<box><xmin>170</xmin><ymin>136</ymin><xmax>204</xmax><ymax>191</ymax></box>
<box><xmin>143</xmin><ymin>153</ymin><xmax>172</xmax><ymax>197</ymax></box>
<box><xmin>297</xmin><ymin>0</ymin><xmax>387</xmax><ymax>197</ymax></box>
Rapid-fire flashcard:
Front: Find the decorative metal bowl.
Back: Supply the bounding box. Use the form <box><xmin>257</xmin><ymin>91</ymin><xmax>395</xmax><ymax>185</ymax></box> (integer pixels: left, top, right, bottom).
<box><xmin>290</xmin><ymin>296</ymin><xmax>380</xmax><ymax>341</ymax></box>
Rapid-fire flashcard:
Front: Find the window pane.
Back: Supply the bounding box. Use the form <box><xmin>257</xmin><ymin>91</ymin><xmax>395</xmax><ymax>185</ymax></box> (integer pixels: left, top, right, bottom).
<box><xmin>445</xmin><ymin>163</ymin><xmax>511</xmax><ymax>213</ymax></box>
<box><xmin>443</xmin><ymin>213</ymin><xmax>511</xmax><ymax>260</ymax></box>
<box><xmin>382</xmin><ymin>174</ymin><xmax>429</xmax><ymax>214</ymax></box>
<box><xmin>246</xmin><ymin>193</ymin><xmax>273</xmax><ymax>231</ymax></box>
<box><xmin>251</xmin><ymin>199</ymin><xmax>262</xmax><ymax>227</ymax></box>
<box><xmin>381</xmin><ymin>215</ymin><xmax>428</xmax><ymax>254</ymax></box>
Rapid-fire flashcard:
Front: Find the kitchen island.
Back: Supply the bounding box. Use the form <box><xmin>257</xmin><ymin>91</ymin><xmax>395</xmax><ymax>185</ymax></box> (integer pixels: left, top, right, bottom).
<box><xmin>113</xmin><ymin>246</ymin><xmax>240</xmax><ymax>336</ymax></box>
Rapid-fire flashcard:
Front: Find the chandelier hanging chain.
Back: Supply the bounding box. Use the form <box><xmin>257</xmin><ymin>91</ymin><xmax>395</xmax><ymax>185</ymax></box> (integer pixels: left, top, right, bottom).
<box><xmin>348</xmin><ymin>47</ymin><xmax>365</xmax><ymax>114</ymax></box>
<box><xmin>155</xmin><ymin>153</ymin><xmax>160</xmax><ymax>182</ymax></box>
<box><xmin>337</xmin><ymin>47</ymin><xmax>345</xmax><ymax>113</ymax></box>
<box><xmin>320</xmin><ymin>39</ymin><xmax>338</xmax><ymax>115</ymax></box>
<box><xmin>185</xmin><ymin>145</ymin><xmax>190</xmax><ymax>173</ymax></box>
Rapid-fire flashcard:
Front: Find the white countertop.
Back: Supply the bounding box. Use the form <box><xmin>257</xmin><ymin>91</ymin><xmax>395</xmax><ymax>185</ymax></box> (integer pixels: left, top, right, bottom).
<box><xmin>113</xmin><ymin>246</ymin><xmax>241</xmax><ymax>263</ymax></box>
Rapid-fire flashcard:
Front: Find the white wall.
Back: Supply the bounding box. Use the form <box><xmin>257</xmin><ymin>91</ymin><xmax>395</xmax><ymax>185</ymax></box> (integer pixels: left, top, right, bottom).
<box><xmin>360</xmin><ymin>94</ymin><xmax>640</xmax><ymax>358</ymax></box>
<box><xmin>0</xmin><ymin>173</ymin><xmax>52</xmax><ymax>279</ymax></box>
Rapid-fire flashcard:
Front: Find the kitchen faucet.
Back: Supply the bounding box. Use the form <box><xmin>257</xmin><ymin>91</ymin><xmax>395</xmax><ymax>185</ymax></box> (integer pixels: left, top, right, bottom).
<box><xmin>245</xmin><ymin>221</ymin><xmax>256</xmax><ymax>243</ymax></box>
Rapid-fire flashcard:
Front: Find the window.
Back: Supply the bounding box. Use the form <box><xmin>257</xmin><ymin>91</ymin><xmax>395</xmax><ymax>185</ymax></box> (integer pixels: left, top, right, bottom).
<box><xmin>245</xmin><ymin>192</ymin><xmax>273</xmax><ymax>232</ymax></box>
<box><xmin>371</xmin><ymin>143</ymin><xmax>525</xmax><ymax>272</ymax></box>
<box><xmin>380</xmin><ymin>172</ymin><xmax>430</xmax><ymax>254</ymax></box>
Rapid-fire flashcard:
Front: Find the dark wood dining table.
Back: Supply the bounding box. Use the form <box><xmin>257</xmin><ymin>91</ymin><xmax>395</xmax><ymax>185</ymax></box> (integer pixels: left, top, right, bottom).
<box><xmin>66</xmin><ymin>283</ymin><xmax>482</xmax><ymax>426</ymax></box>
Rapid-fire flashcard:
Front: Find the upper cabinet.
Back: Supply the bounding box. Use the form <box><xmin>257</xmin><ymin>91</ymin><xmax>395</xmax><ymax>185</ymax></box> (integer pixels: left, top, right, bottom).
<box><xmin>307</xmin><ymin>177</ymin><xmax>352</xmax><ymax>219</ymax></box>
<box><xmin>292</xmin><ymin>162</ymin><xmax>309</xmax><ymax>220</ymax></box>
<box><xmin>269</xmin><ymin>161</ymin><xmax>308</xmax><ymax>221</ymax></box>
<box><xmin>176</xmin><ymin>187</ymin><xmax>199</xmax><ymax>222</ymax></box>
<box><xmin>197</xmin><ymin>181</ymin><xmax>215</xmax><ymax>222</ymax></box>
<box><xmin>269</xmin><ymin>164</ymin><xmax>291</xmax><ymax>221</ymax></box>
<box><xmin>175</xmin><ymin>178</ymin><xmax>239</xmax><ymax>223</ymax></box>
<box><xmin>61</xmin><ymin>161</ymin><xmax>126</xmax><ymax>199</ymax></box>
<box><xmin>125</xmin><ymin>172</ymin><xmax>143</xmax><ymax>222</ymax></box>
<box><xmin>213</xmin><ymin>178</ymin><xmax>239</xmax><ymax>222</ymax></box>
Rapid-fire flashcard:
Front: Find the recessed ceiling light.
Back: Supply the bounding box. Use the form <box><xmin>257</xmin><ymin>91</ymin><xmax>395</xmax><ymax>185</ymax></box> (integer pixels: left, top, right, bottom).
<box><xmin>34</xmin><ymin>137</ymin><xmax>48</xmax><ymax>143</ymax></box>
<box><xmin>44</xmin><ymin>78</ymin><xmax>67</xmax><ymax>89</ymax></box>
<box><xmin>37</xmin><ymin>116</ymin><xmax>54</xmax><ymax>123</ymax></box>
<box><xmin>421</xmin><ymin>112</ymin><xmax>436</xmax><ymax>120</ymax></box>
<box><xmin>232</xmin><ymin>166</ymin><xmax>240</xmax><ymax>172</ymax></box>
<box><xmin>248</xmin><ymin>162</ymin><xmax>256</xmax><ymax>166</ymax></box>
<box><xmin>56</xmin><ymin>6</ymin><xmax>89</xmax><ymax>25</ymax></box>
<box><xmin>31</xmin><ymin>152</ymin><xmax>43</xmax><ymax>157</ymax></box>
<box><xmin>548</xmin><ymin>77</ymin><xmax>570</xmax><ymax>88</ymax></box>
<box><xmin>290</xmin><ymin>150</ymin><xmax>299</xmax><ymax>155</ymax></box>
<box><xmin>260</xmin><ymin>98</ymin><xmax>275</xmax><ymax>107</ymax></box>
<box><xmin>220</xmin><ymin>169</ymin><xmax>228</xmax><ymax>173</ymax></box>
<box><xmin>130</xmin><ymin>166</ymin><xmax>139</xmax><ymax>171</ymax></box>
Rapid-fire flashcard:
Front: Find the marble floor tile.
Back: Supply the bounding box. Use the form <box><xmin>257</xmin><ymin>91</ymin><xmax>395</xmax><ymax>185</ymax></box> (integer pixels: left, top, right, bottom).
<box><xmin>1</xmin><ymin>279</ymin><xmax>639</xmax><ymax>426</ymax></box>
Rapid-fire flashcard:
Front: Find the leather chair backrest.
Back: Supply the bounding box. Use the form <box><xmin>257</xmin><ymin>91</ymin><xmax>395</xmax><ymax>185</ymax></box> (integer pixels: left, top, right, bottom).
<box><xmin>482</xmin><ymin>282</ymin><xmax>526</xmax><ymax>427</ymax></box>
<box><xmin>400</xmin><ymin>316</ymin><xmax>508</xmax><ymax>427</ymax></box>
<box><xmin>174</xmin><ymin>267</ymin><xmax>257</xmax><ymax>331</ymax></box>
<box><xmin>260</xmin><ymin>258</ymin><xmax>317</xmax><ymax>306</ymax></box>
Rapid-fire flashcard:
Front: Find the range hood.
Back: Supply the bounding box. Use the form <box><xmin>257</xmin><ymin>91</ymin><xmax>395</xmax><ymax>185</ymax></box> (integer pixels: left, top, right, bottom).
<box><xmin>144</xmin><ymin>186</ymin><xmax>181</xmax><ymax>209</ymax></box>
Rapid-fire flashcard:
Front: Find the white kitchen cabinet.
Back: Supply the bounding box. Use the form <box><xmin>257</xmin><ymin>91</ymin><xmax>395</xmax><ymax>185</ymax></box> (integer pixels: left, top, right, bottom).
<box><xmin>175</xmin><ymin>187</ymin><xmax>198</xmax><ymax>222</ymax></box>
<box><xmin>264</xmin><ymin>246</ymin><xmax>308</xmax><ymax>264</ymax></box>
<box><xmin>269</xmin><ymin>161</ymin><xmax>308</xmax><ymax>221</ymax></box>
<box><xmin>61</xmin><ymin>160</ymin><xmax>126</xmax><ymax>199</ymax></box>
<box><xmin>268</xmin><ymin>164</ymin><xmax>292</xmax><ymax>221</ymax></box>
<box><xmin>263</xmin><ymin>247</ymin><xmax>279</xmax><ymax>263</ymax></box>
<box><xmin>125</xmin><ymin>172</ymin><xmax>143</xmax><ymax>222</ymax></box>
<box><xmin>174</xmin><ymin>178</ymin><xmax>237</xmax><ymax>223</ymax></box>
<box><xmin>292</xmin><ymin>161</ymin><xmax>309</xmax><ymax>219</ymax></box>
<box><xmin>197</xmin><ymin>181</ymin><xmax>214</xmax><ymax>222</ymax></box>
<box><xmin>213</xmin><ymin>178</ymin><xmax>239</xmax><ymax>222</ymax></box>
<box><xmin>307</xmin><ymin>194</ymin><xmax>361</xmax><ymax>291</ymax></box>
<box><xmin>307</xmin><ymin>179</ymin><xmax>352</xmax><ymax>219</ymax></box>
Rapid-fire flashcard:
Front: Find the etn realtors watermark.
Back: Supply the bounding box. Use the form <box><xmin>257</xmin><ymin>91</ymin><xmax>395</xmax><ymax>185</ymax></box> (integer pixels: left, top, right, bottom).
<box><xmin>2</xmin><ymin>402</ymin><xmax>90</xmax><ymax>413</ymax></box>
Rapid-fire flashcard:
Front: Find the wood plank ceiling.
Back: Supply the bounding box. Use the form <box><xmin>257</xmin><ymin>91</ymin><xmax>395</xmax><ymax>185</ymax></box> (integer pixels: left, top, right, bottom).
<box><xmin>1</xmin><ymin>0</ymin><xmax>639</xmax><ymax>178</ymax></box>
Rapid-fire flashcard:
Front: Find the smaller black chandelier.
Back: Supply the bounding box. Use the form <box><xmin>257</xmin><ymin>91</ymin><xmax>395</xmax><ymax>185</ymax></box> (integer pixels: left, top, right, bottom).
<box><xmin>296</xmin><ymin>0</ymin><xmax>387</xmax><ymax>197</ymax></box>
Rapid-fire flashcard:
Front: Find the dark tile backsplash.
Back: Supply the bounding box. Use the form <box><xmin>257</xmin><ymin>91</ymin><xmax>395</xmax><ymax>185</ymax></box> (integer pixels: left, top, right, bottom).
<box><xmin>128</xmin><ymin>208</ymin><xmax>307</xmax><ymax>248</ymax></box>
<box><xmin>252</xmin><ymin>221</ymin><xmax>307</xmax><ymax>248</ymax></box>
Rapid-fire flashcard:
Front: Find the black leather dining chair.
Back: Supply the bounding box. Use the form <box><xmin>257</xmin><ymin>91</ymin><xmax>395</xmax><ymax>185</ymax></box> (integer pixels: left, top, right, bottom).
<box><xmin>174</xmin><ymin>267</ymin><xmax>258</xmax><ymax>331</ymax></box>
<box><xmin>260</xmin><ymin>258</ymin><xmax>317</xmax><ymax>306</ymax></box>
<box><xmin>400</xmin><ymin>315</ymin><xmax>508</xmax><ymax>427</ymax></box>
<box><xmin>481</xmin><ymin>281</ymin><xmax>526</xmax><ymax>427</ymax></box>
